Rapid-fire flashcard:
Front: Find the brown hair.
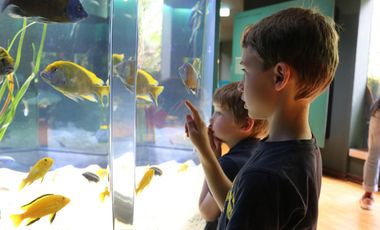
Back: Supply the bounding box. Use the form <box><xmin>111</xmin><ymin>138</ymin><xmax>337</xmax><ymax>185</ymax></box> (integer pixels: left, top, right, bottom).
<box><xmin>241</xmin><ymin>7</ymin><xmax>339</xmax><ymax>100</ymax></box>
<box><xmin>213</xmin><ymin>82</ymin><xmax>268</xmax><ymax>138</ymax></box>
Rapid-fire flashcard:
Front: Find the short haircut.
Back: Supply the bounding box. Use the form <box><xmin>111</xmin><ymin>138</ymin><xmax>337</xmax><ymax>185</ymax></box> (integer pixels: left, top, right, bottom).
<box><xmin>241</xmin><ymin>7</ymin><xmax>339</xmax><ymax>100</ymax></box>
<box><xmin>213</xmin><ymin>82</ymin><xmax>268</xmax><ymax>138</ymax></box>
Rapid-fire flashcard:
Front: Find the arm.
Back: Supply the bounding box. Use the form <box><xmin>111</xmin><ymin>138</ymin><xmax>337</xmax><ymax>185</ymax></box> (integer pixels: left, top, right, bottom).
<box><xmin>185</xmin><ymin>100</ymin><xmax>232</xmax><ymax>210</ymax></box>
<box><xmin>199</xmin><ymin>179</ymin><xmax>222</xmax><ymax>221</ymax></box>
<box><xmin>198</xmin><ymin>179</ymin><xmax>209</xmax><ymax>205</ymax></box>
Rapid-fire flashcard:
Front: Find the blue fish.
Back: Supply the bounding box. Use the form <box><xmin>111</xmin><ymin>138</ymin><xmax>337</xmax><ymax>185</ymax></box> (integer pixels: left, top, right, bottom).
<box><xmin>1</xmin><ymin>0</ymin><xmax>88</xmax><ymax>23</ymax></box>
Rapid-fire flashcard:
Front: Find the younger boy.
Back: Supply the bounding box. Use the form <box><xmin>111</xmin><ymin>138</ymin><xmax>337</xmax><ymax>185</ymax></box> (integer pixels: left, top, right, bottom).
<box><xmin>185</xmin><ymin>7</ymin><xmax>339</xmax><ymax>229</ymax></box>
<box><xmin>198</xmin><ymin>82</ymin><xmax>268</xmax><ymax>229</ymax></box>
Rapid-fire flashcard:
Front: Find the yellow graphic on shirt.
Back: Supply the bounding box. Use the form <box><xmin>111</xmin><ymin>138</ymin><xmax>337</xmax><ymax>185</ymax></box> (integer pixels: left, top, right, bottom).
<box><xmin>225</xmin><ymin>189</ymin><xmax>235</xmax><ymax>220</ymax></box>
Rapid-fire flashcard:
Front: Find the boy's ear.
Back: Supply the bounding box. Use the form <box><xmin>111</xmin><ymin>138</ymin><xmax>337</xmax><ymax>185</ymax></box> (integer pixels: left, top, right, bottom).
<box><xmin>241</xmin><ymin>118</ymin><xmax>254</xmax><ymax>131</ymax></box>
<box><xmin>273</xmin><ymin>62</ymin><xmax>291</xmax><ymax>92</ymax></box>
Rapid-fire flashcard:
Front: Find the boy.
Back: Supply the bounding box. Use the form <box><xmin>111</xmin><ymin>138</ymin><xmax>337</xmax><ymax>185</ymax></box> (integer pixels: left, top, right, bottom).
<box><xmin>185</xmin><ymin>7</ymin><xmax>339</xmax><ymax>229</ymax></box>
<box><xmin>198</xmin><ymin>82</ymin><xmax>268</xmax><ymax>229</ymax></box>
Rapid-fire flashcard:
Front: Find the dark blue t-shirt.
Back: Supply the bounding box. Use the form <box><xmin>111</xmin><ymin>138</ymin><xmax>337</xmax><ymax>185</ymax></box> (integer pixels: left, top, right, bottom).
<box><xmin>218</xmin><ymin>137</ymin><xmax>322</xmax><ymax>230</ymax></box>
<box><xmin>204</xmin><ymin>138</ymin><xmax>259</xmax><ymax>230</ymax></box>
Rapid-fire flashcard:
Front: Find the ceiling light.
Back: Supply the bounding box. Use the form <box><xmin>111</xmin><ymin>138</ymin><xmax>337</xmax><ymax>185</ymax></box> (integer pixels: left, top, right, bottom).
<box><xmin>220</xmin><ymin>7</ymin><xmax>230</xmax><ymax>17</ymax></box>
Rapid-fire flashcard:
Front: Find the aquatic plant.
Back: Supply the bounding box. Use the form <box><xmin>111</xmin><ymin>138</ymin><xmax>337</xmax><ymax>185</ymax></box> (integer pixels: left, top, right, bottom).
<box><xmin>0</xmin><ymin>19</ymin><xmax>47</xmax><ymax>140</ymax></box>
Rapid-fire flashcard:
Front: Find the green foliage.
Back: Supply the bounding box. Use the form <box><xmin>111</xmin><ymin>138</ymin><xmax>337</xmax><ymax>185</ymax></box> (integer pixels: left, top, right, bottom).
<box><xmin>0</xmin><ymin>20</ymin><xmax>47</xmax><ymax>141</ymax></box>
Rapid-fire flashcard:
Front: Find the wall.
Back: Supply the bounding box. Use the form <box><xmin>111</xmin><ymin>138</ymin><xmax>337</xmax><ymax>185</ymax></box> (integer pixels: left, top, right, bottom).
<box><xmin>346</xmin><ymin>0</ymin><xmax>375</xmax><ymax>180</ymax></box>
<box><xmin>244</xmin><ymin>0</ymin><xmax>290</xmax><ymax>10</ymax></box>
<box><xmin>321</xmin><ymin>0</ymin><xmax>362</xmax><ymax>177</ymax></box>
<box><xmin>219</xmin><ymin>41</ymin><xmax>233</xmax><ymax>84</ymax></box>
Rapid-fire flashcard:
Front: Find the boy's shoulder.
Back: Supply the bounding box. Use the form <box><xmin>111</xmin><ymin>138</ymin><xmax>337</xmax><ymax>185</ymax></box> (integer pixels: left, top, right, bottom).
<box><xmin>232</xmin><ymin>137</ymin><xmax>322</xmax><ymax>203</ymax></box>
<box><xmin>219</xmin><ymin>138</ymin><xmax>322</xmax><ymax>229</ymax></box>
<box><xmin>245</xmin><ymin>138</ymin><xmax>320</xmax><ymax>173</ymax></box>
<box><xmin>225</xmin><ymin>137</ymin><xmax>260</xmax><ymax>156</ymax></box>
<box><xmin>219</xmin><ymin>137</ymin><xmax>260</xmax><ymax>181</ymax></box>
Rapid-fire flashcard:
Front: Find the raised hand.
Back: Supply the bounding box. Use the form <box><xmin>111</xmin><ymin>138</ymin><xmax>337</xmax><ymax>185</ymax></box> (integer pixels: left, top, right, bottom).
<box><xmin>184</xmin><ymin>100</ymin><xmax>212</xmax><ymax>155</ymax></box>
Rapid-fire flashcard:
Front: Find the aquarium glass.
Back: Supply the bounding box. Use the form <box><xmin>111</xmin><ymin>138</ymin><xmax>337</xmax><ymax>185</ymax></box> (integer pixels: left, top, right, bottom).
<box><xmin>132</xmin><ymin>0</ymin><xmax>216</xmax><ymax>229</ymax></box>
<box><xmin>0</xmin><ymin>0</ymin><xmax>217</xmax><ymax>229</ymax></box>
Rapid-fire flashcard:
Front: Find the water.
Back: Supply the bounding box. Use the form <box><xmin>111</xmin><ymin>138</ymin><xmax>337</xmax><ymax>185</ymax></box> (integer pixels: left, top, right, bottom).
<box><xmin>0</xmin><ymin>0</ymin><xmax>216</xmax><ymax>229</ymax></box>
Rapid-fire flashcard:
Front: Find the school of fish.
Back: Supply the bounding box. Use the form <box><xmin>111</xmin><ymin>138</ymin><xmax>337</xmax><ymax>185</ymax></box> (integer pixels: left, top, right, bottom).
<box><xmin>0</xmin><ymin>0</ymin><xmax>206</xmax><ymax>227</ymax></box>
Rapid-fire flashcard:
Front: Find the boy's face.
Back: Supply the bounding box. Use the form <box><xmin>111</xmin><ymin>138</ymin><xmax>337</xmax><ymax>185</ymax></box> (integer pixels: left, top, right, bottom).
<box><xmin>210</xmin><ymin>103</ymin><xmax>241</xmax><ymax>142</ymax></box>
<box><xmin>239</xmin><ymin>47</ymin><xmax>276</xmax><ymax>119</ymax></box>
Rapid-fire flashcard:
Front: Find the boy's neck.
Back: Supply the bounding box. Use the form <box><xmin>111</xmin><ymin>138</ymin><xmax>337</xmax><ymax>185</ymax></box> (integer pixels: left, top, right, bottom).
<box><xmin>267</xmin><ymin>102</ymin><xmax>312</xmax><ymax>142</ymax></box>
<box><xmin>225</xmin><ymin>135</ymin><xmax>250</xmax><ymax>149</ymax></box>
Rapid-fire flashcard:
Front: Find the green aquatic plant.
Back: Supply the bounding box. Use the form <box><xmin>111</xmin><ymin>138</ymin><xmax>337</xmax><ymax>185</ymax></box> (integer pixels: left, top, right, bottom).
<box><xmin>0</xmin><ymin>19</ymin><xmax>30</xmax><ymax>116</ymax></box>
<box><xmin>33</xmin><ymin>24</ymin><xmax>46</xmax><ymax>75</ymax></box>
<box><xmin>13</xmin><ymin>19</ymin><xmax>28</xmax><ymax>73</ymax></box>
<box><xmin>5</xmin><ymin>21</ymin><xmax>36</xmax><ymax>91</ymax></box>
<box><xmin>0</xmin><ymin>74</ymin><xmax>8</xmax><ymax>104</ymax></box>
<box><xmin>0</xmin><ymin>74</ymin><xmax>14</xmax><ymax>118</ymax></box>
<box><xmin>0</xmin><ymin>20</ymin><xmax>47</xmax><ymax>140</ymax></box>
<box><xmin>6</xmin><ymin>21</ymin><xmax>36</xmax><ymax>53</ymax></box>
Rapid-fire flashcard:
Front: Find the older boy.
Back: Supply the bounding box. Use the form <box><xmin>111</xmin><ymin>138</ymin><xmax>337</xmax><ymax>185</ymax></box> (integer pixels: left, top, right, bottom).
<box><xmin>199</xmin><ymin>82</ymin><xmax>267</xmax><ymax>229</ymax></box>
<box><xmin>185</xmin><ymin>7</ymin><xmax>339</xmax><ymax>229</ymax></box>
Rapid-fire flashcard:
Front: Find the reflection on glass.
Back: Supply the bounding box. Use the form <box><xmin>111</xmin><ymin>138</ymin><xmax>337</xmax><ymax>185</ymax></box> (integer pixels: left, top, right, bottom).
<box><xmin>133</xmin><ymin>0</ymin><xmax>216</xmax><ymax>229</ymax></box>
<box><xmin>0</xmin><ymin>0</ymin><xmax>216</xmax><ymax>229</ymax></box>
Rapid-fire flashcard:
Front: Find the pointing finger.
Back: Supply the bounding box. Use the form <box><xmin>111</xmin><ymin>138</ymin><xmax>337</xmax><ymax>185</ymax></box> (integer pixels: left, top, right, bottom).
<box><xmin>186</xmin><ymin>114</ymin><xmax>197</xmax><ymax>133</ymax></box>
<box><xmin>185</xmin><ymin>100</ymin><xmax>202</xmax><ymax>123</ymax></box>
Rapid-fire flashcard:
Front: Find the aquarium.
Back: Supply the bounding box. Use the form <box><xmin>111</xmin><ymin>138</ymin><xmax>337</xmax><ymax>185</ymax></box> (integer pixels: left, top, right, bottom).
<box><xmin>0</xmin><ymin>0</ymin><xmax>217</xmax><ymax>229</ymax></box>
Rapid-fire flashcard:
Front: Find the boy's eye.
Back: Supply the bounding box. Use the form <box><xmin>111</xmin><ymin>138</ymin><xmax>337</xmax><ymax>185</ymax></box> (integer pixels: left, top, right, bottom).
<box><xmin>242</xmin><ymin>67</ymin><xmax>251</xmax><ymax>73</ymax></box>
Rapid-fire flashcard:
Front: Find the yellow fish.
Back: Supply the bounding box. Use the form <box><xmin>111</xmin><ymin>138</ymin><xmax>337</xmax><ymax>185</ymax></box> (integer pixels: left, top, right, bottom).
<box><xmin>135</xmin><ymin>167</ymin><xmax>155</xmax><ymax>195</ymax></box>
<box><xmin>112</xmin><ymin>53</ymin><xmax>124</xmax><ymax>66</ymax></box>
<box><xmin>150</xmin><ymin>166</ymin><xmax>163</xmax><ymax>176</ymax></box>
<box><xmin>114</xmin><ymin>59</ymin><xmax>164</xmax><ymax>105</ymax></box>
<box><xmin>99</xmin><ymin>186</ymin><xmax>110</xmax><ymax>202</ymax></box>
<box><xmin>136</xmin><ymin>69</ymin><xmax>165</xmax><ymax>105</ymax></box>
<box><xmin>40</xmin><ymin>61</ymin><xmax>109</xmax><ymax>106</ymax></box>
<box><xmin>0</xmin><ymin>47</ymin><xmax>14</xmax><ymax>83</ymax></box>
<box><xmin>178</xmin><ymin>161</ymin><xmax>190</xmax><ymax>172</ymax></box>
<box><xmin>96</xmin><ymin>167</ymin><xmax>109</xmax><ymax>180</ymax></box>
<box><xmin>99</xmin><ymin>125</ymin><xmax>108</xmax><ymax>130</ymax></box>
<box><xmin>19</xmin><ymin>157</ymin><xmax>54</xmax><ymax>191</ymax></box>
<box><xmin>178</xmin><ymin>58</ymin><xmax>201</xmax><ymax>95</ymax></box>
<box><xmin>10</xmin><ymin>194</ymin><xmax>70</xmax><ymax>227</ymax></box>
